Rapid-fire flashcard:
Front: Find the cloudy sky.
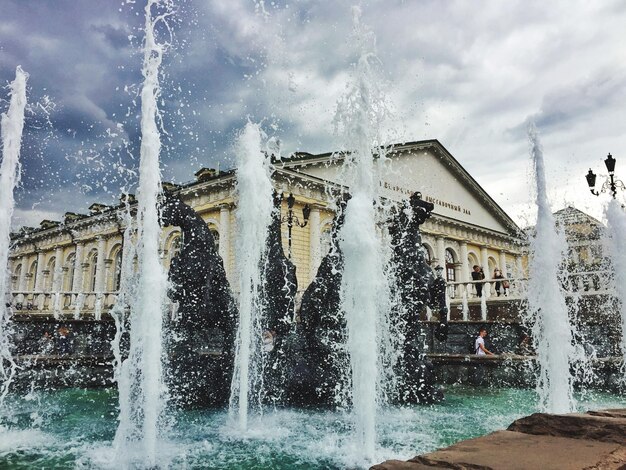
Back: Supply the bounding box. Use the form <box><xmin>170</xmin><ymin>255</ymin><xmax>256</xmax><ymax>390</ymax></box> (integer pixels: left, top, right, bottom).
<box><xmin>1</xmin><ymin>0</ymin><xmax>625</xmax><ymax>229</ymax></box>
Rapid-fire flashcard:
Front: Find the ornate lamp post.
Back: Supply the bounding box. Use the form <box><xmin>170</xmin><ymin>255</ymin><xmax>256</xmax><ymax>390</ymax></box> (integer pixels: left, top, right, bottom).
<box><xmin>280</xmin><ymin>193</ymin><xmax>311</xmax><ymax>259</ymax></box>
<box><xmin>586</xmin><ymin>153</ymin><xmax>625</xmax><ymax>199</ymax></box>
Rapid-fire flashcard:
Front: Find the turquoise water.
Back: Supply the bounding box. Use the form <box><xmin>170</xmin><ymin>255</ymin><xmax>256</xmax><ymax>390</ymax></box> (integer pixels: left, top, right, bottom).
<box><xmin>0</xmin><ymin>386</ymin><xmax>624</xmax><ymax>469</ymax></box>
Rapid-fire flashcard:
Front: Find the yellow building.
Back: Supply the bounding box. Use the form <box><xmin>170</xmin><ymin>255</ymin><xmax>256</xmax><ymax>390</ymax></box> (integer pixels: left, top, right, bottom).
<box><xmin>8</xmin><ymin>139</ymin><xmax>526</xmax><ymax>318</ymax></box>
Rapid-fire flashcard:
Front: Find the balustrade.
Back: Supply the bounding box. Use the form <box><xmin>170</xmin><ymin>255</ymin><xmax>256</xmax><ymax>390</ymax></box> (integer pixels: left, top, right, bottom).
<box><xmin>8</xmin><ymin>291</ymin><xmax>118</xmax><ymax>317</ymax></box>
<box><xmin>446</xmin><ymin>269</ymin><xmax>614</xmax><ymax>305</ymax></box>
<box><xmin>5</xmin><ymin>269</ymin><xmax>616</xmax><ymax>321</ymax></box>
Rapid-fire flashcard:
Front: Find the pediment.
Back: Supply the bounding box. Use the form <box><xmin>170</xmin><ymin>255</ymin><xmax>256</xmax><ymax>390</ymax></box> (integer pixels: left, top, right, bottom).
<box><xmin>282</xmin><ymin>140</ymin><xmax>519</xmax><ymax>236</ymax></box>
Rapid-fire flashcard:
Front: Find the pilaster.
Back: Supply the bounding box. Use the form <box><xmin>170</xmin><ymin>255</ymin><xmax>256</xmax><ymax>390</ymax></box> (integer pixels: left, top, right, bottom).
<box><xmin>499</xmin><ymin>250</ymin><xmax>507</xmax><ymax>276</ymax></box>
<box><xmin>308</xmin><ymin>206</ymin><xmax>321</xmax><ymax>279</ymax></box>
<box><xmin>94</xmin><ymin>237</ymin><xmax>107</xmax><ymax>293</ymax></box>
<box><xmin>219</xmin><ymin>204</ymin><xmax>231</xmax><ymax>275</ymax></box>
<box><xmin>436</xmin><ymin>236</ymin><xmax>446</xmax><ymax>268</ymax></box>
<box><xmin>53</xmin><ymin>246</ymin><xmax>64</xmax><ymax>293</ymax></box>
<box><xmin>459</xmin><ymin>241</ymin><xmax>469</xmax><ymax>282</ymax></box>
<box><xmin>34</xmin><ymin>251</ymin><xmax>45</xmax><ymax>291</ymax></box>
<box><xmin>72</xmin><ymin>243</ymin><xmax>84</xmax><ymax>292</ymax></box>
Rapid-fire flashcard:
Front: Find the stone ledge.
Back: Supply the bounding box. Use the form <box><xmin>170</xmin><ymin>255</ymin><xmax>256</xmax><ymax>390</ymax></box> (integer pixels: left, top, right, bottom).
<box><xmin>507</xmin><ymin>412</ymin><xmax>626</xmax><ymax>445</ymax></box>
<box><xmin>372</xmin><ymin>409</ymin><xmax>626</xmax><ymax>470</ymax></box>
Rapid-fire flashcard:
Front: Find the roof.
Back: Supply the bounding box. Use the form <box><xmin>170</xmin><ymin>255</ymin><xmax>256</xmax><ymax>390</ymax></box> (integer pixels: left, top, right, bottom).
<box><xmin>553</xmin><ymin>206</ymin><xmax>604</xmax><ymax>241</ymax></box>
<box><xmin>276</xmin><ymin>139</ymin><xmax>523</xmax><ymax>237</ymax></box>
<box><xmin>554</xmin><ymin>206</ymin><xmax>603</xmax><ymax>227</ymax></box>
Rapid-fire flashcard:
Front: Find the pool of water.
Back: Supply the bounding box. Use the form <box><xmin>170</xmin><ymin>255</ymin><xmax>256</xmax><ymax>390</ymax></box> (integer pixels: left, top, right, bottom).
<box><xmin>0</xmin><ymin>386</ymin><xmax>624</xmax><ymax>469</ymax></box>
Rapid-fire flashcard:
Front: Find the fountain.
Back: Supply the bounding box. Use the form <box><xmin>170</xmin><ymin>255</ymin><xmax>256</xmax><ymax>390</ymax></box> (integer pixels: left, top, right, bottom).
<box><xmin>333</xmin><ymin>7</ymin><xmax>391</xmax><ymax>458</ymax></box>
<box><xmin>604</xmin><ymin>199</ymin><xmax>626</xmax><ymax>380</ymax></box>
<box><xmin>526</xmin><ymin>123</ymin><xmax>576</xmax><ymax>413</ymax></box>
<box><xmin>3</xmin><ymin>3</ymin><xmax>626</xmax><ymax>469</ymax></box>
<box><xmin>112</xmin><ymin>0</ymin><xmax>171</xmax><ymax>465</ymax></box>
<box><xmin>109</xmin><ymin>200</ymin><xmax>135</xmax><ymax>388</ymax></box>
<box><xmin>0</xmin><ymin>66</ymin><xmax>28</xmax><ymax>405</ymax></box>
<box><xmin>256</xmin><ymin>191</ymin><xmax>298</xmax><ymax>405</ymax></box>
<box><xmin>229</xmin><ymin>122</ymin><xmax>275</xmax><ymax>430</ymax></box>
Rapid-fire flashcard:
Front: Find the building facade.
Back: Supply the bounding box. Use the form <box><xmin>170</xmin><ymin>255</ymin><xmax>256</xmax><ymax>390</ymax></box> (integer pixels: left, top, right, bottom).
<box><xmin>7</xmin><ymin>140</ymin><xmax>527</xmax><ymax>318</ymax></box>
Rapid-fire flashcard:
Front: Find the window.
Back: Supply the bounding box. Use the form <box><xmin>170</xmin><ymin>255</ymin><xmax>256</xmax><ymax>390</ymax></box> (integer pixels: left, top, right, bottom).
<box><xmin>28</xmin><ymin>261</ymin><xmax>37</xmax><ymax>291</ymax></box>
<box><xmin>66</xmin><ymin>254</ymin><xmax>76</xmax><ymax>292</ymax></box>
<box><xmin>422</xmin><ymin>244</ymin><xmax>432</xmax><ymax>266</ymax></box>
<box><xmin>89</xmin><ymin>252</ymin><xmax>98</xmax><ymax>292</ymax></box>
<box><xmin>12</xmin><ymin>264</ymin><xmax>22</xmax><ymax>291</ymax></box>
<box><xmin>210</xmin><ymin>228</ymin><xmax>220</xmax><ymax>253</ymax></box>
<box><xmin>170</xmin><ymin>235</ymin><xmax>181</xmax><ymax>260</ymax></box>
<box><xmin>46</xmin><ymin>258</ymin><xmax>56</xmax><ymax>292</ymax></box>
<box><xmin>113</xmin><ymin>250</ymin><xmax>123</xmax><ymax>291</ymax></box>
<box><xmin>445</xmin><ymin>249</ymin><xmax>456</xmax><ymax>282</ymax></box>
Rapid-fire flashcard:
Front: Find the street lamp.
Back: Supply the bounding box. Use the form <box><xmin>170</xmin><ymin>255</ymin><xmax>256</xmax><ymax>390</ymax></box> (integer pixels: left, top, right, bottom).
<box><xmin>280</xmin><ymin>193</ymin><xmax>311</xmax><ymax>259</ymax></box>
<box><xmin>586</xmin><ymin>153</ymin><xmax>625</xmax><ymax>199</ymax></box>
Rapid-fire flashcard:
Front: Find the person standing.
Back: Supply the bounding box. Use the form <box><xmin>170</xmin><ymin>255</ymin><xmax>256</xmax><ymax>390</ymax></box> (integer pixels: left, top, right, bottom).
<box><xmin>493</xmin><ymin>268</ymin><xmax>505</xmax><ymax>296</ymax></box>
<box><xmin>475</xmin><ymin>327</ymin><xmax>494</xmax><ymax>355</ymax></box>
<box><xmin>471</xmin><ymin>265</ymin><xmax>485</xmax><ymax>297</ymax></box>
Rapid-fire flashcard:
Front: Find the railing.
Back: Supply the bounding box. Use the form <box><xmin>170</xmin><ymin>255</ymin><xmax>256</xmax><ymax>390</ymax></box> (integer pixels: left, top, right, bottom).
<box><xmin>446</xmin><ymin>278</ymin><xmax>527</xmax><ymax>302</ymax></box>
<box><xmin>8</xmin><ymin>291</ymin><xmax>118</xmax><ymax>319</ymax></box>
<box><xmin>442</xmin><ymin>270</ymin><xmax>614</xmax><ymax>322</ymax></box>
<box><xmin>6</xmin><ymin>270</ymin><xmax>615</xmax><ymax>322</ymax></box>
<box><xmin>446</xmin><ymin>270</ymin><xmax>613</xmax><ymax>303</ymax></box>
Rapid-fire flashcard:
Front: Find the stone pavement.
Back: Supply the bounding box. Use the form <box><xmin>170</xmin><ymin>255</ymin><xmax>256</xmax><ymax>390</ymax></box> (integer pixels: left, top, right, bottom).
<box><xmin>372</xmin><ymin>409</ymin><xmax>626</xmax><ymax>470</ymax></box>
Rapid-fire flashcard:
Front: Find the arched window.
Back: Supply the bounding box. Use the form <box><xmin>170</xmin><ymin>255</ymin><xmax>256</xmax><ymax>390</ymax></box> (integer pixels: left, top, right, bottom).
<box><xmin>28</xmin><ymin>260</ymin><xmax>38</xmax><ymax>291</ymax></box>
<box><xmin>422</xmin><ymin>244</ymin><xmax>432</xmax><ymax>266</ymax></box>
<box><xmin>170</xmin><ymin>235</ymin><xmax>181</xmax><ymax>261</ymax></box>
<box><xmin>65</xmin><ymin>253</ymin><xmax>76</xmax><ymax>292</ymax></box>
<box><xmin>45</xmin><ymin>257</ymin><xmax>56</xmax><ymax>292</ymax></box>
<box><xmin>113</xmin><ymin>249</ymin><xmax>123</xmax><ymax>292</ymax></box>
<box><xmin>445</xmin><ymin>249</ymin><xmax>456</xmax><ymax>282</ymax></box>
<box><xmin>467</xmin><ymin>253</ymin><xmax>480</xmax><ymax>279</ymax></box>
<box><xmin>164</xmin><ymin>230</ymin><xmax>182</xmax><ymax>268</ymax></box>
<box><xmin>12</xmin><ymin>264</ymin><xmax>22</xmax><ymax>291</ymax></box>
<box><xmin>89</xmin><ymin>251</ymin><xmax>98</xmax><ymax>292</ymax></box>
<box><xmin>209</xmin><ymin>228</ymin><xmax>220</xmax><ymax>254</ymax></box>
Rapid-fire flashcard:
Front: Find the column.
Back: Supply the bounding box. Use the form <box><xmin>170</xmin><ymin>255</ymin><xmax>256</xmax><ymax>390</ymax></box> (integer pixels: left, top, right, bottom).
<box><xmin>219</xmin><ymin>205</ymin><xmax>231</xmax><ymax>274</ymax></box>
<box><xmin>34</xmin><ymin>251</ymin><xmax>46</xmax><ymax>291</ymax></box>
<box><xmin>94</xmin><ymin>237</ymin><xmax>107</xmax><ymax>292</ymax></box>
<box><xmin>33</xmin><ymin>251</ymin><xmax>46</xmax><ymax>309</ymax></box>
<box><xmin>436</xmin><ymin>236</ymin><xmax>446</xmax><ymax>268</ymax></box>
<box><xmin>459</xmin><ymin>242</ymin><xmax>469</xmax><ymax>282</ymax></box>
<box><xmin>72</xmin><ymin>242</ymin><xmax>84</xmax><ymax>292</ymax></box>
<box><xmin>480</xmin><ymin>246</ymin><xmax>490</xmax><ymax>298</ymax></box>
<box><xmin>515</xmin><ymin>255</ymin><xmax>524</xmax><ymax>278</ymax></box>
<box><xmin>480</xmin><ymin>246</ymin><xmax>489</xmax><ymax>272</ymax></box>
<box><xmin>499</xmin><ymin>250</ymin><xmax>508</xmax><ymax>276</ymax></box>
<box><xmin>308</xmin><ymin>206</ymin><xmax>321</xmax><ymax>280</ymax></box>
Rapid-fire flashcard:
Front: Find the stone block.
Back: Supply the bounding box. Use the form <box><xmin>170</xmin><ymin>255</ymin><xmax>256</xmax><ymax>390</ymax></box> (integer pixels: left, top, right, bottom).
<box><xmin>412</xmin><ymin>430</ymin><xmax>624</xmax><ymax>470</ymax></box>
<box><xmin>507</xmin><ymin>412</ymin><xmax>626</xmax><ymax>445</ymax></box>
